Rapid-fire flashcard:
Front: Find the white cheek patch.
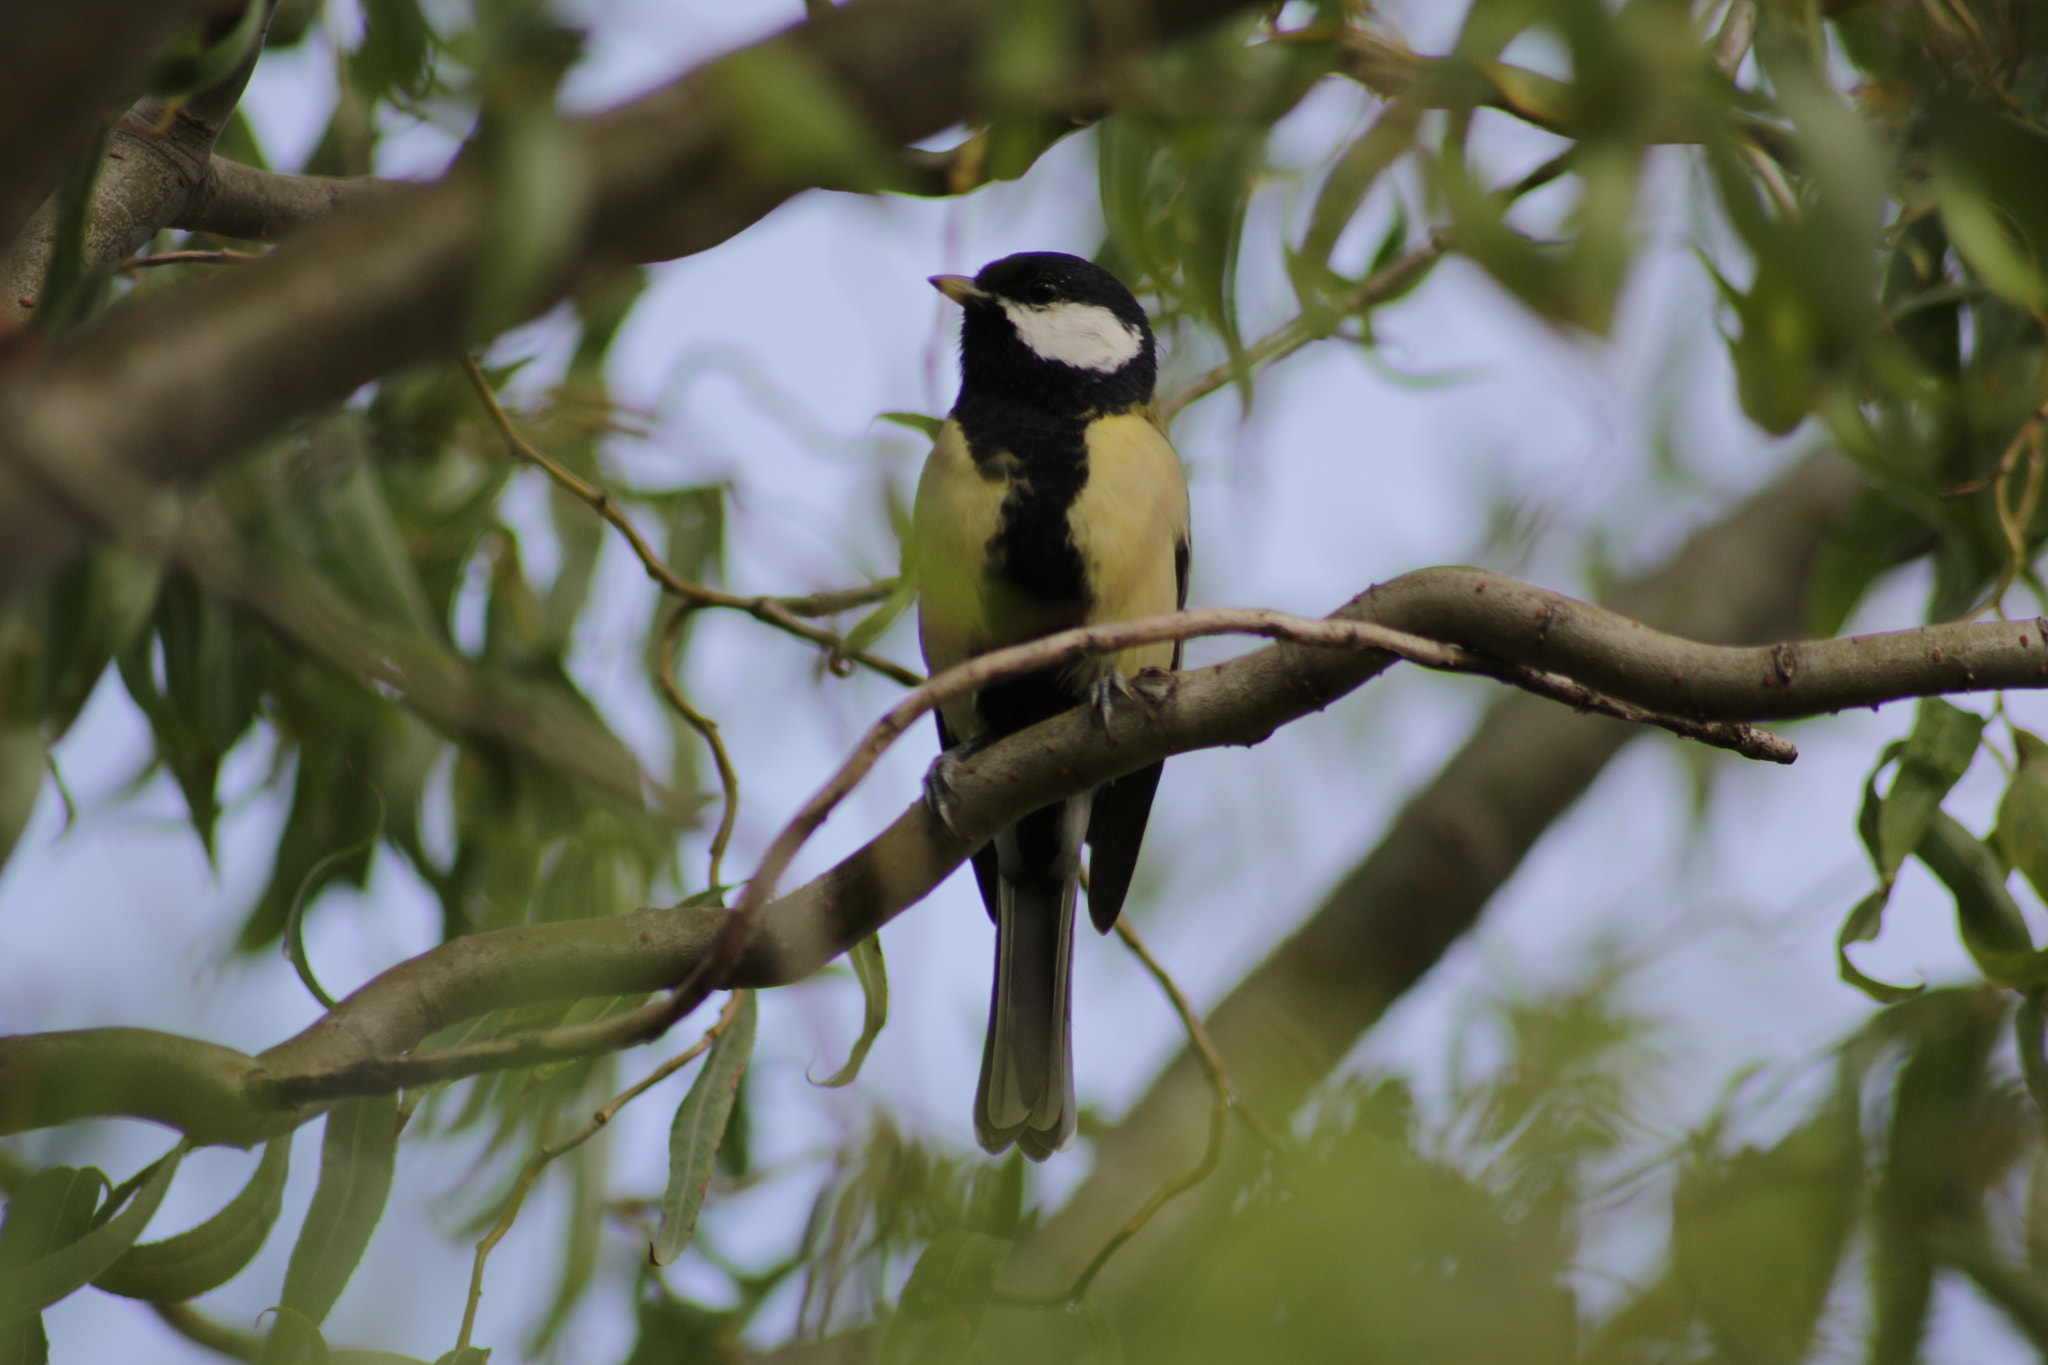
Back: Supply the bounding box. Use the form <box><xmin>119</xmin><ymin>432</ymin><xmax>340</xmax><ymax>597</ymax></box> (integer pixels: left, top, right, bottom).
<box><xmin>1000</xmin><ymin>300</ymin><xmax>1144</xmax><ymax>373</ymax></box>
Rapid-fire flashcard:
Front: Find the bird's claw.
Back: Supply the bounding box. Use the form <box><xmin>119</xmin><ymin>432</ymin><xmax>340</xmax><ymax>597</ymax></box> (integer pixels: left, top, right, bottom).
<box><xmin>1090</xmin><ymin>674</ymin><xmax>1136</xmax><ymax>733</ymax></box>
<box><xmin>923</xmin><ymin>749</ymin><xmax>971</xmax><ymax>840</ymax></box>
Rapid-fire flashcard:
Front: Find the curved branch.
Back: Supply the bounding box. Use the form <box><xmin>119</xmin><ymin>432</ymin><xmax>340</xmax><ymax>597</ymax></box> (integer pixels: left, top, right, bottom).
<box><xmin>9</xmin><ymin>538</ymin><xmax>2045</xmax><ymax>1146</ymax></box>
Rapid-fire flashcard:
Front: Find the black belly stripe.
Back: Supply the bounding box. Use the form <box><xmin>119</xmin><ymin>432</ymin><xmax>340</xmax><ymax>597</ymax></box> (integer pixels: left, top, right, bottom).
<box><xmin>955</xmin><ymin>389</ymin><xmax>1092</xmax><ymax>607</ymax></box>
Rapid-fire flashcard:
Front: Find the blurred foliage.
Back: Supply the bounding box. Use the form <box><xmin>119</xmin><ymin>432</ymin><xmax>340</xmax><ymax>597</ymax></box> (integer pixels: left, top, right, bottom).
<box><xmin>21</xmin><ymin>0</ymin><xmax>2048</xmax><ymax>1360</ymax></box>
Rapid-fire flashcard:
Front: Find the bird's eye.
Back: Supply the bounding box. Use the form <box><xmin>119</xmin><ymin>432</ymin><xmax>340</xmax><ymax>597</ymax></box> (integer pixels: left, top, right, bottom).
<box><xmin>1026</xmin><ymin>279</ymin><xmax>1058</xmax><ymax>305</ymax></box>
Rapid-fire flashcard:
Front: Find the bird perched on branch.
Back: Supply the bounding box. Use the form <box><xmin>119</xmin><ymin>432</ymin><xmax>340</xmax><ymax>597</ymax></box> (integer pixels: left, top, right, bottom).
<box><xmin>912</xmin><ymin>251</ymin><xmax>1190</xmax><ymax>1159</ymax></box>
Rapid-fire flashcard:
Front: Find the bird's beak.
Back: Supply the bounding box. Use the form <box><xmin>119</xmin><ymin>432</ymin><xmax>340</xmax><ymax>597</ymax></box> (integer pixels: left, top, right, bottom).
<box><xmin>929</xmin><ymin>275</ymin><xmax>988</xmax><ymax>306</ymax></box>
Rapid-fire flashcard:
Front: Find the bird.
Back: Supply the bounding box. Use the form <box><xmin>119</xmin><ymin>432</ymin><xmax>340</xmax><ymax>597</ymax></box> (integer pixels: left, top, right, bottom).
<box><xmin>910</xmin><ymin>251</ymin><xmax>1190</xmax><ymax>1159</ymax></box>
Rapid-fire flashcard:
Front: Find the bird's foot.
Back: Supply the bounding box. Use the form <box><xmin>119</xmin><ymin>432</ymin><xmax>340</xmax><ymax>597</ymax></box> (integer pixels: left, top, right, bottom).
<box><xmin>1090</xmin><ymin>673</ymin><xmax>1137</xmax><ymax>734</ymax></box>
<box><xmin>923</xmin><ymin>748</ymin><xmax>974</xmax><ymax>840</ymax></box>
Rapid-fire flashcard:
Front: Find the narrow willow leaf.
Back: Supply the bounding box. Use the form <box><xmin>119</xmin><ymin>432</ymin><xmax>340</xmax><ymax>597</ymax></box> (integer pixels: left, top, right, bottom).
<box><xmin>1294</xmin><ymin>103</ymin><xmax>1421</xmax><ymax>296</ymax></box>
<box><xmin>651</xmin><ymin>992</ymin><xmax>757</xmax><ymax>1266</ymax></box>
<box><xmin>1917</xmin><ymin>811</ymin><xmax>2048</xmax><ymax>987</ymax></box>
<box><xmin>1869</xmin><ymin>989</ymin><xmax>2002</xmax><ymax>1365</ymax></box>
<box><xmin>275</xmin><ymin>1095</ymin><xmax>400</xmax><ymax>1331</ymax></box>
<box><xmin>0</xmin><ymin>1143</ymin><xmax>183</xmax><ymax>1319</ymax></box>
<box><xmin>95</xmin><ymin>1137</ymin><xmax>291</xmax><ymax>1301</ymax></box>
<box><xmin>815</xmin><ymin>935</ymin><xmax>888</xmax><ymax>1088</ymax></box>
<box><xmin>0</xmin><ymin>726</ymin><xmax>45</xmax><ymax>876</ymax></box>
<box><xmin>1998</xmin><ymin>730</ymin><xmax>2048</xmax><ymax>904</ymax></box>
<box><xmin>881</xmin><ymin>1230</ymin><xmax>1011</xmax><ymax>1365</ymax></box>
<box><xmin>1838</xmin><ymin>888</ymin><xmax>1922</xmax><ymax>1004</ymax></box>
<box><xmin>2018</xmin><ymin>992</ymin><xmax>2048</xmax><ymax>1135</ymax></box>
<box><xmin>0</xmin><ymin>1164</ymin><xmax>105</xmax><ymax>1357</ymax></box>
<box><xmin>259</xmin><ymin>1306</ymin><xmax>328</xmax><ymax>1365</ymax></box>
<box><xmin>839</xmin><ymin>575</ymin><xmax>918</xmax><ymax>662</ymax></box>
<box><xmin>877</xmin><ymin>412</ymin><xmax>944</xmax><ymax>439</ymax></box>
<box><xmin>1874</xmin><ymin>699</ymin><xmax>1984</xmax><ymax>885</ymax></box>
<box><xmin>1670</xmin><ymin>1080</ymin><xmax>1862</xmax><ymax>1364</ymax></box>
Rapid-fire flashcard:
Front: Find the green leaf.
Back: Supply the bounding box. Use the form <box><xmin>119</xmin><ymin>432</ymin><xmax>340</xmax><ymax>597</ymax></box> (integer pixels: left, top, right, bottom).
<box><xmin>1805</xmin><ymin>486</ymin><xmax>1932</xmax><ymax>638</ymax></box>
<box><xmin>877</xmin><ymin>412</ymin><xmax>945</xmax><ymax>440</ymax></box>
<box><xmin>94</xmin><ymin>1137</ymin><xmax>292</xmax><ymax>1301</ymax></box>
<box><xmin>707</xmin><ymin>43</ymin><xmax>903</xmax><ymax>194</ymax></box>
<box><xmin>355</xmin><ymin>0</ymin><xmax>435</xmax><ymax>102</ymax></box>
<box><xmin>2018</xmin><ymin>991</ymin><xmax>2048</xmax><ymax>1132</ymax></box>
<box><xmin>1873</xmin><ymin>699</ymin><xmax>1984</xmax><ymax>886</ymax></box>
<box><xmin>0</xmin><ymin>1143</ymin><xmax>184</xmax><ymax>1320</ymax></box>
<box><xmin>1927</xmin><ymin>99</ymin><xmax>2048</xmax><ymax>313</ymax></box>
<box><xmin>881</xmin><ymin>1230</ymin><xmax>1012</xmax><ymax>1365</ymax></box>
<box><xmin>966</xmin><ymin>1153</ymin><xmax>1025</xmax><ymax>1240</ymax></box>
<box><xmin>1916</xmin><ymin>811</ymin><xmax>2046</xmax><ymax>987</ymax></box>
<box><xmin>146</xmin><ymin>0</ymin><xmax>267</xmax><ymax>99</ymax></box>
<box><xmin>1998</xmin><ymin>730</ymin><xmax>2048</xmax><ymax>905</ymax></box>
<box><xmin>117</xmin><ymin>572</ymin><xmax>268</xmax><ymax>859</ymax></box>
<box><xmin>815</xmin><ymin>934</ymin><xmax>888</xmax><ymax>1088</ymax></box>
<box><xmin>0</xmin><ymin>727</ymin><xmax>44</xmax><ymax>877</ymax></box>
<box><xmin>260</xmin><ymin>1306</ymin><xmax>328</xmax><ymax>1365</ymax></box>
<box><xmin>651</xmin><ymin>992</ymin><xmax>757</xmax><ymax>1266</ymax></box>
<box><xmin>1838</xmin><ymin>888</ymin><xmax>1922</xmax><ymax>1004</ymax></box>
<box><xmin>270</xmin><ymin>1094</ymin><xmax>400</xmax><ymax>1344</ymax></box>
<box><xmin>1294</xmin><ymin>105</ymin><xmax>1420</xmax><ymax>297</ymax></box>
<box><xmin>1670</xmin><ymin>1079</ymin><xmax>1862</xmax><ymax>1365</ymax></box>
<box><xmin>1869</xmin><ymin>989</ymin><xmax>2003</xmax><ymax>1365</ymax></box>
<box><xmin>0</xmin><ymin>1164</ymin><xmax>105</xmax><ymax>1358</ymax></box>
<box><xmin>471</xmin><ymin>105</ymin><xmax>588</xmax><ymax>337</ymax></box>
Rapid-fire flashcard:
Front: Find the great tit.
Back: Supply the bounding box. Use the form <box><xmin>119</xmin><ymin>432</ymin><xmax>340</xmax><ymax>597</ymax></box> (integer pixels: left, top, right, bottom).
<box><xmin>912</xmin><ymin>251</ymin><xmax>1190</xmax><ymax>1159</ymax></box>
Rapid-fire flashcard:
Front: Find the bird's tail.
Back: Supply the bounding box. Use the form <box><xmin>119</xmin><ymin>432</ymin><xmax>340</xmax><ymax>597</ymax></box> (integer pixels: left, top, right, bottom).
<box><xmin>976</xmin><ymin>792</ymin><xmax>1090</xmax><ymax>1159</ymax></box>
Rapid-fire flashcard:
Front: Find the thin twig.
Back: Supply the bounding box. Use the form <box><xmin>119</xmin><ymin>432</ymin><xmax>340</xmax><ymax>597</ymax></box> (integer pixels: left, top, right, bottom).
<box><xmin>1115</xmin><ymin>918</ymin><xmax>1285</xmax><ymax>1153</ymax></box>
<box><xmin>1955</xmin><ymin>401</ymin><xmax>2048</xmax><ymax>620</ymax></box>
<box><xmin>775</xmin><ymin>581</ymin><xmax>897</xmax><ymax>616</ymax></box>
<box><xmin>656</xmin><ymin>601</ymin><xmax>741</xmax><ymax>888</ymax></box>
<box><xmin>455</xmin><ymin>990</ymin><xmax>748</xmax><ymax>1351</ymax></box>
<box><xmin>459</xmin><ymin>357</ymin><xmax>920</xmax><ymax>686</ymax></box>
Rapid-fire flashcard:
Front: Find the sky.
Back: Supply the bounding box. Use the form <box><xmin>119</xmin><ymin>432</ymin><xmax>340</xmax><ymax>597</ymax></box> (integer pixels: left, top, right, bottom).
<box><xmin>1</xmin><ymin>1</ymin><xmax>2037</xmax><ymax>1361</ymax></box>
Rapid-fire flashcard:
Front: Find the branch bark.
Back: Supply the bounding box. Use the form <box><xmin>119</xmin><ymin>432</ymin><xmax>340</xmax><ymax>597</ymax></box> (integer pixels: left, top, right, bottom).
<box><xmin>174</xmin><ymin>154</ymin><xmax>403</xmax><ymax>241</ymax></box>
<box><xmin>0</xmin><ymin>0</ymin><xmax>1261</xmax><ymax>598</ymax></box>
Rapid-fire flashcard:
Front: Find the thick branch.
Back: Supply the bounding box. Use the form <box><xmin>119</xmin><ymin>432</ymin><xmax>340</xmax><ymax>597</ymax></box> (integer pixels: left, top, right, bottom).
<box><xmin>175</xmin><ymin>155</ymin><xmax>403</xmax><ymax>241</ymax></box>
<box><xmin>0</xmin><ymin>0</ymin><xmax>1262</xmax><ymax>596</ymax></box>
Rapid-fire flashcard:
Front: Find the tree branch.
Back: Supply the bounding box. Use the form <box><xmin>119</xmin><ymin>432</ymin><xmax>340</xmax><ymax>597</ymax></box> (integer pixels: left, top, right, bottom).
<box><xmin>18</xmin><ymin>517</ymin><xmax>2044</xmax><ymax>1151</ymax></box>
<box><xmin>174</xmin><ymin>154</ymin><xmax>403</xmax><ymax>241</ymax></box>
<box><xmin>0</xmin><ymin>0</ymin><xmax>1267</xmax><ymax>597</ymax></box>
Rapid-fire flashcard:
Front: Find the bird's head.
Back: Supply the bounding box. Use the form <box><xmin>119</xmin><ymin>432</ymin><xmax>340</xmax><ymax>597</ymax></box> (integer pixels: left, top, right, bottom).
<box><xmin>931</xmin><ymin>252</ymin><xmax>1156</xmax><ymax>414</ymax></box>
